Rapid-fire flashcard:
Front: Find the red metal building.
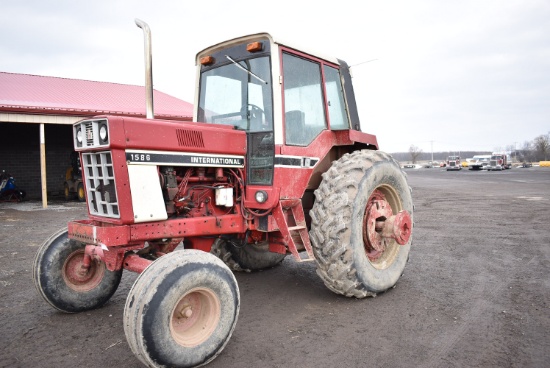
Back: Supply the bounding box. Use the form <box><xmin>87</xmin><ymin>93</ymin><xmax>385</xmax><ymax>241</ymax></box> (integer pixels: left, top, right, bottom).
<box><xmin>0</xmin><ymin>72</ymin><xmax>193</xmax><ymax>206</ymax></box>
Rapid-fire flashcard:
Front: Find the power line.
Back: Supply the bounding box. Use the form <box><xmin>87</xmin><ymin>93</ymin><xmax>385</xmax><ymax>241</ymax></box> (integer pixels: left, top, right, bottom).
<box><xmin>350</xmin><ymin>59</ymin><xmax>379</xmax><ymax>67</ymax></box>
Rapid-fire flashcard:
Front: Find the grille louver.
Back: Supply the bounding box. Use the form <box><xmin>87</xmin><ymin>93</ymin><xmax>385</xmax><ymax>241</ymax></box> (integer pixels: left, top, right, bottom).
<box><xmin>176</xmin><ymin>129</ymin><xmax>204</xmax><ymax>148</ymax></box>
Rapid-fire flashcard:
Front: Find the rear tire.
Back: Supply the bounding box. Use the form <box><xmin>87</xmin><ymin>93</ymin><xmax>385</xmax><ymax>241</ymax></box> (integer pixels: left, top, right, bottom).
<box><xmin>124</xmin><ymin>250</ymin><xmax>240</xmax><ymax>368</ymax></box>
<box><xmin>310</xmin><ymin>150</ymin><xmax>413</xmax><ymax>298</ymax></box>
<box><xmin>33</xmin><ymin>228</ymin><xmax>122</xmax><ymax>313</ymax></box>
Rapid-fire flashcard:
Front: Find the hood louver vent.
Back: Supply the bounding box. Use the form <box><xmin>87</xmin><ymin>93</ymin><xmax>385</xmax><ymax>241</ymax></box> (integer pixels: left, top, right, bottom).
<box><xmin>176</xmin><ymin>129</ymin><xmax>204</xmax><ymax>148</ymax></box>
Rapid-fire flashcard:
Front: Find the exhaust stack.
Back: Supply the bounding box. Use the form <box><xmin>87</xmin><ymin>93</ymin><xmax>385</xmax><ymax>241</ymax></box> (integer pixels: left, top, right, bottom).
<box><xmin>135</xmin><ymin>18</ymin><xmax>154</xmax><ymax>119</ymax></box>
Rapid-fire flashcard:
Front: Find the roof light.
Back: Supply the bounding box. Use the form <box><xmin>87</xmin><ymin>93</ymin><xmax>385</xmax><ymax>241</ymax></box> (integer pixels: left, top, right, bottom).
<box><xmin>247</xmin><ymin>42</ymin><xmax>263</xmax><ymax>52</ymax></box>
<box><xmin>200</xmin><ymin>55</ymin><xmax>214</xmax><ymax>65</ymax></box>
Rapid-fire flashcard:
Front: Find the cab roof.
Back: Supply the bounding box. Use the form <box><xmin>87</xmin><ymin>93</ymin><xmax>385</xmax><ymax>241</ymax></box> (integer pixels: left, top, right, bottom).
<box><xmin>195</xmin><ymin>32</ymin><xmax>340</xmax><ymax>65</ymax></box>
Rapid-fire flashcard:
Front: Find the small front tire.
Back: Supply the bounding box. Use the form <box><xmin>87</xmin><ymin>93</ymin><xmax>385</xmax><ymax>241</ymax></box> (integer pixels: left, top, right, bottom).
<box><xmin>33</xmin><ymin>228</ymin><xmax>122</xmax><ymax>313</ymax></box>
<box><xmin>124</xmin><ymin>250</ymin><xmax>240</xmax><ymax>368</ymax></box>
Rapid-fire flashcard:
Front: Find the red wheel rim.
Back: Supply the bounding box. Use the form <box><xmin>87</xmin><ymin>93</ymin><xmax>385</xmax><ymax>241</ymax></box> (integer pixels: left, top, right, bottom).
<box><xmin>362</xmin><ymin>186</ymin><xmax>404</xmax><ymax>269</ymax></box>
<box><xmin>62</xmin><ymin>250</ymin><xmax>105</xmax><ymax>292</ymax></box>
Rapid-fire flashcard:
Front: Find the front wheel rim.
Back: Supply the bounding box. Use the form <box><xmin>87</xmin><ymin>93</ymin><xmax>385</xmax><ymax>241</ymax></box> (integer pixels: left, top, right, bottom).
<box><xmin>62</xmin><ymin>250</ymin><xmax>105</xmax><ymax>292</ymax></box>
<box><xmin>170</xmin><ymin>288</ymin><xmax>221</xmax><ymax>347</ymax></box>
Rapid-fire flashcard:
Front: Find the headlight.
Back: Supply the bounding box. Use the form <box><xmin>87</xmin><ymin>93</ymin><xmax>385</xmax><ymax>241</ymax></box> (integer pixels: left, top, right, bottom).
<box><xmin>99</xmin><ymin>124</ymin><xmax>108</xmax><ymax>142</ymax></box>
<box><xmin>76</xmin><ymin>128</ymin><xmax>83</xmax><ymax>143</ymax></box>
<box><xmin>255</xmin><ymin>190</ymin><xmax>268</xmax><ymax>203</ymax></box>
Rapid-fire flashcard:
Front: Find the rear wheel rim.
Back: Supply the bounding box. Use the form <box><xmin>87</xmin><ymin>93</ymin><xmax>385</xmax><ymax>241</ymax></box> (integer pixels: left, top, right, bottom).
<box><xmin>170</xmin><ymin>288</ymin><xmax>221</xmax><ymax>347</ymax></box>
<box><xmin>362</xmin><ymin>186</ymin><xmax>402</xmax><ymax>270</ymax></box>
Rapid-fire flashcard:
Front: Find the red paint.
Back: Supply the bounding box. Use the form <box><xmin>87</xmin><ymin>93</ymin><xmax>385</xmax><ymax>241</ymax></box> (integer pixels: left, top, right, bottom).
<box><xmin>363</xmin><ymin>190</ymin><xmax>412</xmax><ymax>261</ymax></box>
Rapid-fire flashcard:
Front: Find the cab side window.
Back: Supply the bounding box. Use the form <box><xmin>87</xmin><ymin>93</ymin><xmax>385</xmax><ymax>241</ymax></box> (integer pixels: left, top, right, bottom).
<box><xmin>282</xmin><ymin>53</ymin><xmax>327</xmax><ymax>146</ymax></box>
<box><xmin>324</xmin><ymin>65</ymin><xmax>350</xmax><ymax>130</ymax></box>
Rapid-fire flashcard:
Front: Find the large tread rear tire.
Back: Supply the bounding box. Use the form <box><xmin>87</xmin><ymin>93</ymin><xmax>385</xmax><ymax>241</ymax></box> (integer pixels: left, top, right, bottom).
<box><xmin>310</xmin><ymin>150</ymin><xmax>413</xmax><ymax>298</ymax></box>
<box><xmin>33</xmin><ymin>228</ymin><xmax>122</xmax><ymax>313</ymax></box>
<box><xmin>124</xmin><ymin>250</ymin><xmax>240</xmax><ymax>368</ymax></box>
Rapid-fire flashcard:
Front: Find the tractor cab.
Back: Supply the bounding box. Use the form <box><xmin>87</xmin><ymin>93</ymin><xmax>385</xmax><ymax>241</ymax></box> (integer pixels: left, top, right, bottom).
<box><xmin>195</xmin><ymin>33</ymin><xmax>377</xmax><ymax>204</ymax></box>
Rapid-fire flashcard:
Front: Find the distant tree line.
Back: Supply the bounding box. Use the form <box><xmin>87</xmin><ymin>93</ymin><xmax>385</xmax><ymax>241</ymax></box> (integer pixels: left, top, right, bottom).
<box><xmin>515</xmin><ymin>134</ymin><xmax>550</xmax><ymax>162</ymax></box>
<box><xmin>392</xmin><ymin>149</ymin><xmax>492</xmax><ymax>164</ymax></box>
<box><xmin>393</xmin><ymin>134</ymin><xmax>550</xmax><ymax>164</ymax></box>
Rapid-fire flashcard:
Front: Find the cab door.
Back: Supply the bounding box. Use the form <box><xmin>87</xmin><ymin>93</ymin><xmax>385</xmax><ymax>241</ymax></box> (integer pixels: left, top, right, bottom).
<box><xmin>276</xmin><ymin>50</ymin><xmax>351</xmax><ymax>199</ymax></box>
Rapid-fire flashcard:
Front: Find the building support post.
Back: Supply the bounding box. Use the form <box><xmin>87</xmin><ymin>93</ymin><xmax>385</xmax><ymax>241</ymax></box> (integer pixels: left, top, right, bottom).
<box><xmin>40</xmin><ymin>123</ymin><xmax>48</xmax><ymax>208</ymax></box>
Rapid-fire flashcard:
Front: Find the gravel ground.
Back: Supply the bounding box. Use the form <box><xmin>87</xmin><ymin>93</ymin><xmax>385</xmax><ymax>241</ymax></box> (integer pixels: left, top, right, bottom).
<box><xmin>0</xmin><ymin>166</ymin><xmax>549</xmax><ymax>368</ymax></box>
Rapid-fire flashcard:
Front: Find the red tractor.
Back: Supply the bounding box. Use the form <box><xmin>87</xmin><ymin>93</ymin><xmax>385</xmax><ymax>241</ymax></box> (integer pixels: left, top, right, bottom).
<box><xmin>33</xmin><ymin>25</ymin><xmax>413</xmax><ymax>368</ymax></box>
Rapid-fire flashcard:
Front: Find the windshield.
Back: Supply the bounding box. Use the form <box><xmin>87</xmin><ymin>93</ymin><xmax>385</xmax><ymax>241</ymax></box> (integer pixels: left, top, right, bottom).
<box><xmin>197</xmin><ymin>56</ymin><xmax>273</xmax><ymax>132</ymax></box>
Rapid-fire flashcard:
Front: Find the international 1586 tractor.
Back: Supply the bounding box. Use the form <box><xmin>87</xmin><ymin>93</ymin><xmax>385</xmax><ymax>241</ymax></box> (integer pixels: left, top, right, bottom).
<box><xmin>34</xmin><ymin>22</ymin><xmax>413</xmax><ymax>368</ymax></box>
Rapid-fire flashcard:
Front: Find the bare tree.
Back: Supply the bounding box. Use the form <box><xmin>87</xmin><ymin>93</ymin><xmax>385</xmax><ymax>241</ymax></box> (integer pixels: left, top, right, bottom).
<box><xmin>533</xmin><ymin>135</ymin><xmax>550</xmax><ymax>161</ymax></box>
<box><xmin>520</xmin><ymin>141</ymin><xmax>534</xmax><ymax>162</ymax></box>
<box><xmin>409</xmin><ymin>145</ymin><xmax>422</xmax><ymax>164</ymax></box>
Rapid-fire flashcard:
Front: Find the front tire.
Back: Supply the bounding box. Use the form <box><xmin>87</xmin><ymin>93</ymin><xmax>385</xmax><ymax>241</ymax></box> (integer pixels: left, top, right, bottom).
<box><xmin>33</xmin><ymin>228</ymin><xmax>122</xmax><ymax>313</ymax></box>
<box><xmin>211</xmin><ymin>238</ymin><xmax>286</xmax><ymax>272</ymax></box>
<box><xmin>310</xmin><ymin>150</ymin><xmax>413</xmax><ymax>298</ymax></box>
<box><xmin>124</xmin><ymin>250</ymin><xmax>240</xmax><ymax>368</ymax></box>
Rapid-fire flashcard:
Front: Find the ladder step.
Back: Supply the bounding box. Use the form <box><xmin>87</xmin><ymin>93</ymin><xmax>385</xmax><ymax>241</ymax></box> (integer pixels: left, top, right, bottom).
<box><xmin>287</xmin><ymin>225</ymin><xmax>306</xmax><ymax>231</ymax></box>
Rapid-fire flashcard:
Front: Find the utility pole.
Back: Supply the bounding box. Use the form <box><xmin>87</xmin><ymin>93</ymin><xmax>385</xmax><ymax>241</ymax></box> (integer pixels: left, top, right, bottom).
<box><xmin>430</xmin><ymin>141</ymin><xmax>434</xmax><ymax>163</ymax></box>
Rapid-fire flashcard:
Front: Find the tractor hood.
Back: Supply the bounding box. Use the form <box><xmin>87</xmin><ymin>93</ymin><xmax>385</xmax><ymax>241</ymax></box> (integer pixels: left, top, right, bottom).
<box><xmin>76</xmin><ymin>115</ymin><xmax>247</xmax><ymax>157</ymax></box>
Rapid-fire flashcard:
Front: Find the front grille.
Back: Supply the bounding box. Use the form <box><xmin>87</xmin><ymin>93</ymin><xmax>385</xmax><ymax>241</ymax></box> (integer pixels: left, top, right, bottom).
<box><xmin>490</xmin><ymin>160</ymin><xmax>497</xmax><ymax>166</ymax></box>
<box><xmin>82</xmin><ymin>151</ymin><xmax>119</xmax><ymax>218</ymax></box>
<box><xmin>85</xmin><ymin>122</ymin><xmax>93</xmax><ymax>146</ymax></box>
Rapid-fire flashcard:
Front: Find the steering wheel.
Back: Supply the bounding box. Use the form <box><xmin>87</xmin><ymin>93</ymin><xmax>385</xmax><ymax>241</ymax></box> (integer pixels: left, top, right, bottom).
<box><xmin>241</xmin><ymin>103</ymin><xmax>264</xmax><ymax>119</ymax></box>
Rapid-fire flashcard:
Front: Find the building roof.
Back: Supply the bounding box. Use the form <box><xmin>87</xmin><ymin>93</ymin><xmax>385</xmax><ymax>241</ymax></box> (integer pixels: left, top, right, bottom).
<box><xmin>0</xmin><ymin>72</ymin><xmax>193</xmax><ymax>120</ymax></box>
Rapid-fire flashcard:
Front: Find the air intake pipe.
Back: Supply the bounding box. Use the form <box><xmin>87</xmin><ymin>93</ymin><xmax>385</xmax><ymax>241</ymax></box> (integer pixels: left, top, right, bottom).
<box><xmin>135</xmin><ymin>18</ymin><xmax>154</xmax><ymax>119</ymax></box>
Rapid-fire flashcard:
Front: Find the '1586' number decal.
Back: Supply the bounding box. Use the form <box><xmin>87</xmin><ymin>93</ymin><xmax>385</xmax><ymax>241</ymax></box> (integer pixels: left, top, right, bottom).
<box><xmin>129</xmin><ymin>153</ymin><xmax>150</xmax><ymax>161</ymax></box>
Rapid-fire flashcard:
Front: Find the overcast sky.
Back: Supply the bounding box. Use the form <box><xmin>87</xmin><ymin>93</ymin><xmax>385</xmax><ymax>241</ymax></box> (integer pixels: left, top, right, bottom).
<box><xmin>1</xmin><ymin>0</ymin><xmax>549</xmax><ymax>153</ymax></box>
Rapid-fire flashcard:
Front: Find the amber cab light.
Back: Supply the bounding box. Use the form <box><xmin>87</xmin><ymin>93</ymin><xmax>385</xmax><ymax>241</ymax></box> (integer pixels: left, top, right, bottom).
<box><xmin>200</xmin><ymin>55</ymin><xmax>214</xmax><ymax>65</ymax></box>
<box><xmin>246</xmin><ymin>42</ymin><xmax>263</xmax><ymax>52</ymax></box>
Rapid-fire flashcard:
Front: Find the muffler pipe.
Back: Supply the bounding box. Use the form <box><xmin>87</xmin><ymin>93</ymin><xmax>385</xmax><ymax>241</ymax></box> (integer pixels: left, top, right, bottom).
<box><xmin>135</xmin><ymin>18</ymin><xmax>154</xmax><ymax>119</ymax></box>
